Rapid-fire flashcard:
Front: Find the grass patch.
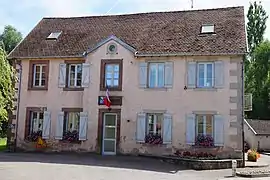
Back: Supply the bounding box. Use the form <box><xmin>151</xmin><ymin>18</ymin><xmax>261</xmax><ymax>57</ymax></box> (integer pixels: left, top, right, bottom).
<box><xmin>0</xmin><ymin>138</ymin><xmax>7</xmax><ymax>151</ymax></box>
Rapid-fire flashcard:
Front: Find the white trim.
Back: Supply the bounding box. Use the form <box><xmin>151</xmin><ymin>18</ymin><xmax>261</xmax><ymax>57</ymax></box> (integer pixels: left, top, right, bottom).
<box><xmin>68</xmin><ymin>64</ymin><xmax>82</xmax><ymax>87</ymax></box>
<box><xmin>244</xmin><ymin>119</ymin><xmax>257</xmax><ymax>135</ymax></box>
<box><xmin>33</xmin><ymin>64</ymin><xmax>46</xmax><ymax>87</ymax></box>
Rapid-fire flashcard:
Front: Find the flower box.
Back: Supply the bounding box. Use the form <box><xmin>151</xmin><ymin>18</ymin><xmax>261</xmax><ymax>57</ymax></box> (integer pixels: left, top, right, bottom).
<box><xmin>62</xmin><ymin>130</ymin><xmax>80</xmax><ymax>143</ymax></box>
<box><xmin>26</xmin><ymin>130</ymin><xmax>42</xmax><ymax>142</ymax></box>
<box><xmin>144</xmin><ymin>134</ymin><xmax>163</xmax><ymax>145</ymax></box>
<box><xmin>195</xmin><ymin>134</ymin><xmax>214</xmax><ymax>147</ymax></box>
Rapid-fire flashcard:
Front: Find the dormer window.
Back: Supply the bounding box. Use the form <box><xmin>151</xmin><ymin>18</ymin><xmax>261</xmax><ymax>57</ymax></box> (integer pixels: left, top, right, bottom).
<box><xmin>201</xmin><ymin>24</ymin><xmax>215</xmax><ymax>34</ymax></box>
<box><xmin>47</xmin><ymin>32</ymin><xmax>62</xmax><ymax>40</ymax></box>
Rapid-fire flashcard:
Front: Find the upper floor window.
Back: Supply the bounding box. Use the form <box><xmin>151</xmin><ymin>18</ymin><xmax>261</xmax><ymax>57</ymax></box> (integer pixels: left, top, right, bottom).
<box><xmin>100</xmin><ymin>59</ymin><xmax>123</xmax><ymax>91</ymax></box>
<box><xmin>28</xmin><ymin>60</ymin><xmax>49</xmax><ymax>90</ymax></box>
<box><xmin>105</xmin><ymin>64</ymin><xmax>119</xmax><ymax>87</ymax></box>
<box><xmin>139</xmin><ymin>61</ymin><xmax>173</xmax><ymax>89</ymax></box>
<box><xmin>68</xmin><ymin>64</ymin><xmax>82</xmax><ymax>87</ymax></box>
<box><xmin>197</xmin><ymin>62</ymin><xmax>214</xmax><ymax>88</ymax></box>
<box><xmin>58</xmin><ymin>60</ymin><xmax>90</xmax><ymax>91</ymax></box>
<box><xmin>149</xmin><ymin>63</ymin><xmax>165</xmax><ymax>88</ymax></box>
<box><xmin>33</xmin><ymin>64</ymin><xmax>46</xmax><ymax>87</ymax></box>
<box><xmin>187</xmin><ymin>61</ymin><xmax>224</xmax><ymax>89</ymax></box>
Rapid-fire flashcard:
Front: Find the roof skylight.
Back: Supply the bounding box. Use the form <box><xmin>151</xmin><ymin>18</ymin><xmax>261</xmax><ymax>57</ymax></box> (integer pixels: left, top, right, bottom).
<box><xmin>47</xmin><ymin>32</ymin><xmax>62</xmax><ymax>40</ymax></box>
<box><xmin>201</xmin><ymin>24</ymin><xmax>215</xmax><ymax>34</ymax></box>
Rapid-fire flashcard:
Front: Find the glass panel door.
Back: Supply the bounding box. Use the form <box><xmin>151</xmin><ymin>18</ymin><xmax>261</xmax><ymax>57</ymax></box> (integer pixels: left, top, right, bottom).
<box><xmin>102</xmin><ymin>113</ymin><xmax>117</xmax><ymax>155</ymax></box>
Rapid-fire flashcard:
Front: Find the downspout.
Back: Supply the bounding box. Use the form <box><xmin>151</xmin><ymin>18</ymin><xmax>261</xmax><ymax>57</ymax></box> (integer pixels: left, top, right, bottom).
<box><xmin>14</xmin><ymin>61</ymin><xmax>22</xmax><ymax>152</ymax></box>
<box><xmin>241</xmin><ymin>55</ymin><xmax>245</xmax><ymax>167</ymax></box>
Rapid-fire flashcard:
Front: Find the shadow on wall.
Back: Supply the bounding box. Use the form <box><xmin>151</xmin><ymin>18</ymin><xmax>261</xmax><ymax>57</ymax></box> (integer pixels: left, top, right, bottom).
<box><xmin>0</xmin><ymin>152</ymin><xmax>187</xmax><ymax>174</ymax></box>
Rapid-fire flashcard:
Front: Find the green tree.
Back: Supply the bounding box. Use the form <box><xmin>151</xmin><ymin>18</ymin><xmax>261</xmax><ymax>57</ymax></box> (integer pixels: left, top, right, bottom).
<box><xmin>247</xmin><ymin>40</ymin><xmax>270</xmax><ymax>119</ymax></box>
<box><xmin>247</xmin><ymin>1</ymin><xmax>268</xmax><ymax>55</ymax></box>
<box><xmin>0</xmin><ymin>25</ymin><xmax>22</xmax><ymax>55</ymax></box>
<box><xmin>0</xmin><ymin>46</ymin><xmax>14</xmax><ymax>136</ymax></box>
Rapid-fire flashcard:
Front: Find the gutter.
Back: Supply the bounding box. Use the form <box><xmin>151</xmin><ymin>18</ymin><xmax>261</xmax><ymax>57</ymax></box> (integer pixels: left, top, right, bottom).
<box><xmin>7</xmin><ymin>55</ymin><xmax>83</xmax><ymax>60</ymax></box>
<box><xmin>14</xmin><ymin>62</ymin><xmax>22</xmax><ymax>152</ymax></box>
<box><xmin>241</xmin><ymin>55</ymin><xmax>245</xmax><ymax>168</ymax></box>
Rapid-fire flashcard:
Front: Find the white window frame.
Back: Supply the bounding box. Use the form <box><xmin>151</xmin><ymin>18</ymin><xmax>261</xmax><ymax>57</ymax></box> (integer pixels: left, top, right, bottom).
<box><xmin>197</xmin><ymin>62</ymin><xmax>214</xmax><ymax>88</ymax></box>
<box><xmin>68</xmin><ymin>64</ymin><xmax>82</xmax><ymax>87</ymax></box>
<box><xmin>33</xmin><ymin>64</ymin><xmax>46</xmax><ymax>87</ymax></box>
<box><xmin>146</xmin><ymin>113</ymin><xmax>163</xmax><ymax>135</ymax></box>
<box><xmin>196</xmin><ymin>115</ymin><xmax>214</xmax><ymax>137</ymax></box>
<box><xmin>201</xmin><ymin>24</ymin><xmax>215</xmax><ymax>33</ymax></box>
<box><xmin>30</xmin><ymin>112</ymin><xmax>44</xmax><ymax>133</ymax></box>
<box><xmin>105</xmin><ymin>64</ymin><xmax>119</xmax><ymax>87</ymax></box>
<box><xmin>148</xmin><ymin>63</ymin><xmax>165</xmax><ymax>88</ymax></box>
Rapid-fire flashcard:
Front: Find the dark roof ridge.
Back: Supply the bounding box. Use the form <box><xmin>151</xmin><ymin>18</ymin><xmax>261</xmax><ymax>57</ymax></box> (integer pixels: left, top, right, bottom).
<box><xmin>42</xmin><ymin>6</ymin><xmax>244</xmax><ymax>20</ymax></box>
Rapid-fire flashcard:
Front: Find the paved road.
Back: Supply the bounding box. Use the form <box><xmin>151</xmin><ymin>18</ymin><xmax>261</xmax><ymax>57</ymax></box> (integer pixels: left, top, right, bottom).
<box><xmin>0</xmin><ymin>153</ymin><xmax>266</xmax><ymax>180</ymax></box>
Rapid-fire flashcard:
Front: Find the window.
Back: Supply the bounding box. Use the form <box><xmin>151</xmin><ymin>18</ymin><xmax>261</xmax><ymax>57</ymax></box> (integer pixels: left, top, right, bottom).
<box><xmin>67</xmin><ymin>64</ymin><xmax>82</xmax><ymax>87</ymax></box>
<box><xmin>33</xmin><ymin>64</ymin><xmax>46</xmax><ymax>87</ymax></box>
<box><xmin>47</xmin><ymin>32</ymin><xmax>62</xmax><ymax>40</ymax></box>
<box><xmin>197</xmin><ymin>62</ymin><xmax>214</xmax><ymax>88</ymax></box>
<box><xmin>100</xmin><ymin>59</ymin><xmax>123</xmax><ymax>91</ymax></box>
<box><xmin>196</xmin><ymin>114</ymin><xmax>213</xmax><ymax>137</ymax></box>
<box><xmin>28</xmin><ymin>60</ymin><xmax>49</xmax><ymax>90</ymax></box>
<box><xmin>146</xmin><ymin>113</ymin><xmax>163</xmax><ymax>135</ymax></box>
<box><xmin>148</xmin><ymin>63</ymin><xmax>165</xmax><ymax>88</ymax></box>
<box><xmin>64</xmin><ymin>112</ymin><xmax>80</xmax><ymax>133</ymax></box>
<box><xmin>201</xmin><ymin>24</ymin><xmax>215</xmax><ymax>34</ymax></box>
<box><xmin>107</xmin><ymin>43</ymin><xmax>117</xmax><ymax>54</ymax></box>
<box><xmin>105</xmin><ymin>64</ymin><xmax>119</xmax><ymax>87</ymax></box>
<box><xmin>30</xmin><ymin>111</ymin><xmax>44</xmax><ymax>134</ymax></box>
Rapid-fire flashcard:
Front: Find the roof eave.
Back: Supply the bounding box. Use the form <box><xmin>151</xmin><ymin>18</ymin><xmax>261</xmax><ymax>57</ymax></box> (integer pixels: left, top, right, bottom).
<box><xmin>244</xmin><ymin>119</ymin><xmax>258</xmax><ymax>135</ymax></box>
<box><xmin>7</xmin><ymin>55</ymin><xmax>84</xmax><ymax>60</ymax></box>
<box><xmin>134</xmin><ymin>51</ymin><xmax>247</xmax><ymax>57</ymax></box>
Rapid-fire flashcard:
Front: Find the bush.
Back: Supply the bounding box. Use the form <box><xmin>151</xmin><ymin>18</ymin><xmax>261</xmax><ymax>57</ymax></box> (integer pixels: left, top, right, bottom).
<box><xmin>247</xmin><ymin>149</ymin><xmax>260</xmax><ymax>162</ymax></box>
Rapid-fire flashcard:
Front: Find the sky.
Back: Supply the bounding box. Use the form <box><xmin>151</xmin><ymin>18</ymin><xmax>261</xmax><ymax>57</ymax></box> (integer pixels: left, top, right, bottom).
<box><xmin>0</xmin><ymin>0</ymin><xmax>269</xmax><ymax>38</ymax></box>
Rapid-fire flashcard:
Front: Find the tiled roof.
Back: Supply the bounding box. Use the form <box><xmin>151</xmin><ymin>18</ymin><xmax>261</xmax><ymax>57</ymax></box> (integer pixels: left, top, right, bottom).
<box><xmin>8</xmin><ymin>6</ymin><xmax>247</xmax><ymax>58</ymax></box>
<box><xmin>245</xmin><ymin>119</ymin><xmax>270</xmax><ymax>135</ymax></box>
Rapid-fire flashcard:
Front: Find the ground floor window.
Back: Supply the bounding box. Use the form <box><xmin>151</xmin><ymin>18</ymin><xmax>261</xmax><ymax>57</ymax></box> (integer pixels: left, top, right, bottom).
<box><xmin>26</xmin><ymin>111</ymin><xmax>44</xmax><ymax>141</ymax></box>
<box><xmin>145</xmin><ymin>113</ymin><xmax>163</xmax><ymax>144</ymax></box>
<box><xmin>63</xmin><ymin>111</ymin><xmax>80</xmax><ymax>142</ymax></box>
<box><xmin>195</xmin><ymin>114</ymin><xmax>214</xmax><ymax>147</ymax></box>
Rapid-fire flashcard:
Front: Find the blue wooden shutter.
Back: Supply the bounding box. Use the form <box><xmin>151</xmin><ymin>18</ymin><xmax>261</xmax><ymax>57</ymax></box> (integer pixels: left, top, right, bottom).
<box><xmin>139</xmin><ymin>62</ymin><xmax>147</xmax><ymax>88</ymax></box>
<box><xmin>187</xmin><ymin>62</ymin><xmax>196</xmax><ymax>88</ymax></box>
<box><xmin>164</xmin><ymin>62</ymin><xmax>173</xmax><ymax>88</ymax></box>
<box><xmin>82</xmin><ymin>63</ymin><xmax>90</xmax><ymax>87</ymax></box>
<box><xmin>42</xmin><ymin>111</ymin><xmax>51</xmax><ymax>139</ymax></box>
<box><xmin>163</xmin><ymin>113</ymin><xmax>172</xmax><ymax>144</ymax></box>
<box><xmin>186</xmin><ymin>114</ymin><xmax>195</xmax><ymax>145</ymax></box>
<box><xmin>55</xmin><ymin>112</ymin><xmax>64</xmax><ymax>140</ymax></box>
<box><xmin>58</xmin><ymin>63</ymin><xmax>66</xmax><ymax>88</ymax></box>
<box><xmin>79</xmin><ymin>112</ymin><xmax>88</xmax><ymax>140</ymax></box>
<box><xmin>214</xmin><ymin>61</ymin><xmax>224</xmax><ymax>88</ymax></box>
<box><xmin>136</xmin><ymin>113</ymin><xmax>146</xmax><ymax>142</ymax></box>
<box><xmin>214</xmin><ymin>114</ymin><xmax>224</xmax><ymax>146</ymax></box>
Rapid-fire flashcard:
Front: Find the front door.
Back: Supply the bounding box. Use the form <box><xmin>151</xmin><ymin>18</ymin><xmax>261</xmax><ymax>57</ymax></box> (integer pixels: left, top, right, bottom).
<box><xmin>102</xmin><ymin>113</ymin><xmax>117</xmax><ymax>155</ymax></box>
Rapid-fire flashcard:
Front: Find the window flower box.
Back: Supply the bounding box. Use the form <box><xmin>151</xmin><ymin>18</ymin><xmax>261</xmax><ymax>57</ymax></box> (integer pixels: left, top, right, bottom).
<box><xmin>62</xmin><ymin>130</ymin><xmax>80</xmax><ymax>143</ymax></box>
<box><xmin>26</xmin><ymin>130</ymin><xmax>42</xmax><ymax>142</ymax></box>
<box><xmin>145</xmin><ymin>134</ymin><xmax>163</xmax><ymax>145</ymax></box>
<box><xmin>195</xmin><ymin>134</ymin><xmax>214</xmax><ymax>147</ymax></box>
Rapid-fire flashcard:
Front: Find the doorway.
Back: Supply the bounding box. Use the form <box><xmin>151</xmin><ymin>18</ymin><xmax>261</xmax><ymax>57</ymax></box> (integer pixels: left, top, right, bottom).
<box><xmin>102</xmin><ymin>113</ymin><xmax>117</xmax><ymax>155</ymax></box>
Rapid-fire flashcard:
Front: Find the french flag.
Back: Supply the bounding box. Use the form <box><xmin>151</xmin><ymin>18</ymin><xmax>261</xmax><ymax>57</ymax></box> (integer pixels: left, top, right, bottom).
<box><xmin>104</xmin><ymin>88</ymin><xmax>111</xmax><ymax>108</ymax></box>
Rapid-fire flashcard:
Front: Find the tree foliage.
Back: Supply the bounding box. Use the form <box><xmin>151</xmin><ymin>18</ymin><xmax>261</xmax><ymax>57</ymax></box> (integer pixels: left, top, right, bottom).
<box><xmin>247</xmin><ymin>1</ymin><xmax>268</xmax><ymax>55</ymax></box>
<box><xmin>245</xmin><ymin>1</ymin><xmax>269</xmax><ymax>119</ymax></box>
<box><xmin>247</xmin><ymin>41</ymin><xmax>270</xmax><ymax>119</ymax></box>
<box><xmin>0</xmin><ymin>25</ymin><xmax>22</xmax><ymax>55</ymax></box>
<box><xmin>0</xmin><ymin>47</ymin><xmax>14</xmax><ymax>133</ymax></box>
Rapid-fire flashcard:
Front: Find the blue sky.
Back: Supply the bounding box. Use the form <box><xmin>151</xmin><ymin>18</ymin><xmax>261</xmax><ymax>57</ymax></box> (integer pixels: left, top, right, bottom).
<box><xmin>0</xmin><ymin>0</ymin><xmax>269</xmax><ymax>38</ymax></box>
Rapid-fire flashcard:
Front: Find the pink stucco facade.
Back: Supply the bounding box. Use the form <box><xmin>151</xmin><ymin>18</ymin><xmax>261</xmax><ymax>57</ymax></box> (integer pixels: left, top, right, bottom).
<box><xmin>13</xmin><ymin>40</ymin><xmax>243</xmax><ymax>158</ymax></box>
